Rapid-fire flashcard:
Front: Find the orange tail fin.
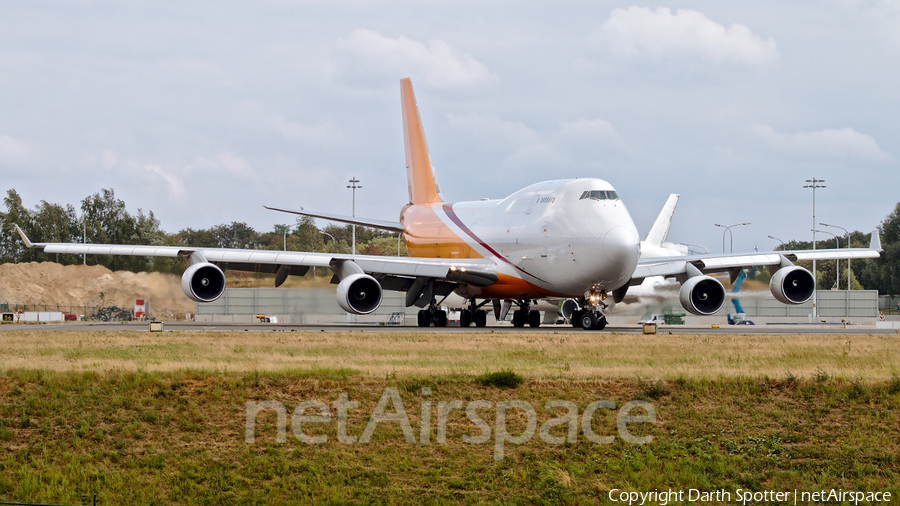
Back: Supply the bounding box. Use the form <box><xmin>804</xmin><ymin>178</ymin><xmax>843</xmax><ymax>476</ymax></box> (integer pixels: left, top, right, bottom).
<box><xmin>400</xmin><ymin>78</ymin><xmax>443</xmax><ymax>205</ymax></box>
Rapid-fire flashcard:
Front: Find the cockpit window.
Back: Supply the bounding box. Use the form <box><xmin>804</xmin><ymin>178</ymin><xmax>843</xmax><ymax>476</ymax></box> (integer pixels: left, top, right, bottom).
<box><xmin>580</xmin><ymin>190</ymin><xmax>619</xmax><ymax>201</ymax></box>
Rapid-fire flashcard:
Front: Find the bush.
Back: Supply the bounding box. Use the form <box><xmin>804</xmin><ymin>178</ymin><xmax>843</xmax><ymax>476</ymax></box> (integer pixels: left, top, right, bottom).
<box><xmin>476</xmin><ymin>369</ymin><xmax>523</xmax><ymax>389</ymax></box>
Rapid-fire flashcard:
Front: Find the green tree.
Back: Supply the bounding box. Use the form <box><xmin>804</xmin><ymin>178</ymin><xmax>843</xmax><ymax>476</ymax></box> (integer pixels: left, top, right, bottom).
<box><xmin>31</xmin><ymin>200</ymin><xmax>80</xmax><ymax>264</ymax></box>
<box><xmin>861</xmin><ymin>202</ymin><xmax>900</xmax><ymax>295</ymax></box>
<box><xmin>81</xmin><ymin>189</ymin><xmax>137</xmax><ymax>270</ymax></box>
<box><xmin>293</xmin><ymin>216</ymin><xmax>325</xmax><ymax>252</ymax></box>
<box><xmin>362</xmin><ymin>235</ymin><xmax>406</xmax><ymax>256</ymax></box>
<box><xmin>0</xmin><ymin>189</ymin><xmax>33</xmax><ymax>263</ymax></box>
<box><xmin>213</xmin><ymin>222</ymin><xmax>259</xmax><ymax>249</ymax></box>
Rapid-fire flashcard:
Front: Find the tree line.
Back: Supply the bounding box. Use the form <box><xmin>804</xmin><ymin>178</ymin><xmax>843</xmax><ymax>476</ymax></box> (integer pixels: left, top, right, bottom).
<box><xmin>0</xmin><ymin>188</ymin><xmax>404</xmax><ymax>275</ymax></box>
<box><xmin>1</xmin><ymin>188</ymin><xmax>898</xmax><ymax>295</ymax></box>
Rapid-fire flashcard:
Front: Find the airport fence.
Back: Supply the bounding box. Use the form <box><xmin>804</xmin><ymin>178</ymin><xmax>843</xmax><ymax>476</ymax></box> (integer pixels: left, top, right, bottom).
<box><xmin>194</xmin><ymin>288</ymin><xmax>409</xmax><ymax>325</ymax></box>
<box><xmin>0</xmin><ymin>302</ymin><xmax>150</xmax><ymax>322</ymax></box>
<box><xmin>0</xmin><ymin>302</ymin><xmax>99</xmax><ymax>317</ymax></box>
<box><xmin>731</xmin><ymin>290</ymin><xmax>878</xmax><ymax>319</ymax></box>
<box><xmin>878</xmin><ymin>295</ymin><xmax>900</xmax><ymax>314</ymax></box>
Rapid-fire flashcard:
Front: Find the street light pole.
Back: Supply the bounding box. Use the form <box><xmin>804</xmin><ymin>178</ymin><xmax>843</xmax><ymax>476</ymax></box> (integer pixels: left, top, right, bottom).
<box><xmin>803</xmin><ymin>178</ymin><xmax>826</xmax><ymax>318</ymax></box>
<box><xmin>813</xmin><ymin>229</ymin><xmax>839</xmax><ymax>289</ymax></box>
<box><xmin>679</xmin><ymin>243</ymin><xmax>709</xmax><ymax>254</ymax></box>
<box><xmin>821</xmin><ymin>222</ymin><xmax>850</xmax><ymax>290</ymax></box>
<box><xmin>767</xmin><ymin>235</ymin><xmax>785</xmax><ymax>250</ymax></box>
<box><xmin>714</xmin><ymin>222</ymin><xmax>751</xmax><ymax>253</ymax></box>
<box><xmin>347</xmin><ymin>177</ymin><xmax>362</xmax><ymax>255</ymax></box>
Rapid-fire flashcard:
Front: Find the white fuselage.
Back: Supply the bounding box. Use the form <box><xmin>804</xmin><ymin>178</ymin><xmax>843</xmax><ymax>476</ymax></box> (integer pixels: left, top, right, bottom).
<box><xmin>421</xmin><ymin>178</ymin><xmax>640</xmax><ymax>298</ymax></box>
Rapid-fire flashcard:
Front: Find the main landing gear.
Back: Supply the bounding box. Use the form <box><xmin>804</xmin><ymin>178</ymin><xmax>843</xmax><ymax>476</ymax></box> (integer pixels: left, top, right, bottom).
<box><xmin>459</xmin><ymin>298</ymin><xmax>488</xmax><ymax>327</ymax></box>
<box><xmin>511</xmin><ymin>300</ymin><xmax>541</xmax><ymax>328</ymax></box>
<box><xmin>570</xmin><ymin>290</ymin><xmax>608</xmax><ymax>330</ymax></box>
<box><xmin>417</xmin><ymin>301</ymin><xmax>447</xmax><ymax>327</ymax></box>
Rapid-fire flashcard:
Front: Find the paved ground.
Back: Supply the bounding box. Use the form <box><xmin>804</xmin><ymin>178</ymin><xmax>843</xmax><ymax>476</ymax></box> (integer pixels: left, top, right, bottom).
<box><xmin>2</xmin><ymin>321</ymin><xmax>897</xmax><ymax>335</ymax></box>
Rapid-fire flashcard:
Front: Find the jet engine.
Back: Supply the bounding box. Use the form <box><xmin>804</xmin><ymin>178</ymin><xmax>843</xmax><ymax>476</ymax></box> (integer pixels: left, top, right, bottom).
<box><xmin>770</xmin><ymin>265</ymin><xmax>815</xmax><ymax>304</ymax></box>
<box><xmin>336</xmin><ymin>273</ymin><xmax>383</xmax><ymax>314</ymax></box>
<box><xmin>679</xmin><ymin>275</ymin><xmax>726</xmax><ymax>316</ymax></box>
<box><xmin>181</xmin><ymin>262</ymin><xmax>226</xmax><ymax>302</ymax></box>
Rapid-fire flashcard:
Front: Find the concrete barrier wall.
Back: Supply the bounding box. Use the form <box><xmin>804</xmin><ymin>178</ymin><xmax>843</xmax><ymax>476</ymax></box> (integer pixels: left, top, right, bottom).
<box><xmin>195</xmin><ymin>288</ymin><xmax>411</xmax><ymax>325</ymax></box>
<box><xmin>711</xmin><ymin>290</ymin><xmax>878</xmax><ymax>319</ymax></box>
<box><xmin>195</xmin><ymin>288</ymin><xmax>879</xmax><ymax>325</ymax></box>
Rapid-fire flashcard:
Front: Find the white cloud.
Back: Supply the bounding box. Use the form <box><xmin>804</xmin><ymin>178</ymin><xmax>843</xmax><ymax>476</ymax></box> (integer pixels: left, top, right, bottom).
<box><xmin>0</xmin><ymin>134</ymin><xmax>36</xmax><ymax>165</ymax></box>
<box><xmin>592</xmin><ymin>7</ymin><xmax>779</xmax><ymax>65</ymax></box>
<box><xmin>336</xmin><ymin>29</ymin><xmax>494</xmax><ymax>90</ymax></box>
<box><xmin>500</xmin><ymin>143</ymin><xmax>566</xmax><ymax>170</ymax></box>
<box><xmin>840</xmin><ymin>0</ymin><xmax>900</xmax><ymax>51</ymax></box>
<box><xmin>446</xmin><ymin>113</ymin><xmax>540</xmax><ymax>148</ymax></box>
<box><xmin>446</xmin><ymin>113</ymin><xmax>627</xmax><ymax>171</ymax></box>
<box><xmin>751</xmin><ymin>124</ymin><xmax>890</xmax><ymax>160</ymax></box>
<box><xmin>553</xmin><ymin>119</ymin><xmax>626</xmax><ymax>149</ymax></box>
<box><xmin>266</xmin><ymin>115</ymin><xmax>337</xmax><ymax>144</ymax></box>
<box><xmin>186</xmin><ymin>152</ymin><xmax>254</xmax><ymax>177</ymax></box>
<box><xmin>142</xmin><ymin>163</ymin><xmax>187</xmax><ymax>198</ymax></box>
<box><xmin>236</xmin><ymin>100</ymin><xmax>338</xmax><ymax>144</ymax></box>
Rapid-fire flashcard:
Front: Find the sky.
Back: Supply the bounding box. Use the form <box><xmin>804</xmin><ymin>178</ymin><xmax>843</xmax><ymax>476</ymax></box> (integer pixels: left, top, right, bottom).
<box><xmin>1</xmin><ymin>0</ymin><xmax>898</xmax><ymax>254</ymax></box>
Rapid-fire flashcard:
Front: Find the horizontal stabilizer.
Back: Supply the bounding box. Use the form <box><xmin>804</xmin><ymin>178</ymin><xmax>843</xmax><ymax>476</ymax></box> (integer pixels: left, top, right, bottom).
<box><xmin>264</xmin><ymin>206</ymin><xmax>403</xmax><ymax>233</ymax></box>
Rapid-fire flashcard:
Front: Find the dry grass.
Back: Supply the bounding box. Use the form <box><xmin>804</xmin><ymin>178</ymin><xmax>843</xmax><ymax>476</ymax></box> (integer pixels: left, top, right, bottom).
<box><xmin>226</xmin><ymin>271</ymin><xmax>334</xmax><ymax>289</ymax></box>
<box><xmin>1</xmin><ymin>330</ymin><xmax>897</xmax><ymax>380</ymax></box>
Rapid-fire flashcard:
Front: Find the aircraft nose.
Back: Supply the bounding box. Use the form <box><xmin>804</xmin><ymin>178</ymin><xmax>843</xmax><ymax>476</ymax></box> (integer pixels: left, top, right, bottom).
<box><xmin>603</xmin><ymin>226</ymin><xmax>640</xmax><ymax>266</ymax></box>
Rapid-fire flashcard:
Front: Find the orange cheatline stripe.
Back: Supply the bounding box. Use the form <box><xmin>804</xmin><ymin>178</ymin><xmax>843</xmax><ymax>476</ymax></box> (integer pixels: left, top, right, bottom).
<box><xmin>401</xmin><ymin>204</ymin><xmax>482</xmax><ymax>259</ymax></box>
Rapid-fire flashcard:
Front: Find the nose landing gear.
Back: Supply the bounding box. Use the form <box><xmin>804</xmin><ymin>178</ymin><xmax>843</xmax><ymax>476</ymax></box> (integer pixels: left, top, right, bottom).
<box><xmin>571</xmin><ymin>289</ymin><xmax>608</xmax><ymax>330</ymax></box>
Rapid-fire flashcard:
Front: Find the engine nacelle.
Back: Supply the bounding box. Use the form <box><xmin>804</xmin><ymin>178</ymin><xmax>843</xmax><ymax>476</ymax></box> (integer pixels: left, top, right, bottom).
<box><xmin>558</xmin><ymin>299</ymin><xmax>580</xmax><ymax>320</ymax></box>
<box><xmin>181</xmin><ymin>262</ymin><xmax>226</xmax><ymax>303</ymax></box>
<box><xmin>770</xmin><ymin>266</ymin><xmax>815</xmax><ymax>304</ymax></box>
<box><xmin>336</xmin><ymin>273</ymin><xmax>383</xmax><ymax>315</ymax></box>
<box><xmin>679</xmin><ymin>275</ymin><xmax>726</xmax><ymax>316</ymax></box>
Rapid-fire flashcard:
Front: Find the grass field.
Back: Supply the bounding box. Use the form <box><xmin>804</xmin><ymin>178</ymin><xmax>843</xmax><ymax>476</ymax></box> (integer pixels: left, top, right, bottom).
<box><xmin>1</xmin><ymin>330</ymin><xmax>899</xmax><ymax>379</ymax></box>
<box><xmin>1</xmin><ymin>330</ymin><xmax>899</xmax><ymax>504</ymax></box>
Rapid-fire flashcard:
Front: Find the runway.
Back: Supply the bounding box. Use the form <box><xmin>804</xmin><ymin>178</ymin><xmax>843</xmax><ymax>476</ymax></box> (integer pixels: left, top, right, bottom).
<box><xmin>2</xmin><ymin>320</ymin><xmax>896</xmax><ymax>335</ymax></box>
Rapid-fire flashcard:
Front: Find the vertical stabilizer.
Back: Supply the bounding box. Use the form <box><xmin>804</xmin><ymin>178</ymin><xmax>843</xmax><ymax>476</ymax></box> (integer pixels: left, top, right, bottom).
<box><xmin>645</xmin><ymin>194</ymin><xmax>680</xmax><ymax>245</ymax></box>
<box><xmin>400</xmin><ymin>78</ymin><xmax>443</xmax><ymax>205</ymax></box>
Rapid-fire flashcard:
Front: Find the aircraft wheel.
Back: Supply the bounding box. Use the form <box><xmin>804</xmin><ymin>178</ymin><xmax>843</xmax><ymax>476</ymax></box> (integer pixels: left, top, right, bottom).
<box><xmin>460</xmin><ymin>310</ymin><xmax>472</xmax><ymax>327</ymax></box>
<box><xmin>417</xmin><ymin>310</ymin><xmax>430</xmax><ymax>327</ymax></box>
<box><xmin>596</xmin><ymin>315</ymin><xmax>607</xmax><ymax>331</ymax></box>
<box><xmin>474</xmin><ymin>310</ymin><xmax>487</xmax><ymax>327</ymax></box>
<box><xmin>435</xmin><ymin>310</ymin><xmax>448</xmax><ymax>327</ymax></box>
<box><xmin>512</xmin><ymin>310</ymin><xmax>527</xmax><ymax>328</ymax></box>
<box><xmin>580</xmin><ymin>312</ymin><xmax>598</xmax><ymax>330</ymax></box>
<box><xmin>570</xmin><ymin>310</ymin><xmax>583</xmax><ymax>328</ymax></box>
<box><xmin>528</xmin><ymin>310</ymin><xmax>541</xmax><ymax>328</ymax></box>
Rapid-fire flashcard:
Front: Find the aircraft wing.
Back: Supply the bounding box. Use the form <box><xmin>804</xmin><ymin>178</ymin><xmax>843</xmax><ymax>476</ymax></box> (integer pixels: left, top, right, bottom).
<box><xmin>263</xmin><ymin>206</ymin><xmax>403</xmax><ymax>233</ymax></box>
<box><xmin>632</xmin><ymin>230</ymin><xmax>882</xmax><ymax>283</ymax></box>
<box><xmin>14</xmin><ymin>224</ymin><xmax>498</xmax><ymax>295</ymax></box>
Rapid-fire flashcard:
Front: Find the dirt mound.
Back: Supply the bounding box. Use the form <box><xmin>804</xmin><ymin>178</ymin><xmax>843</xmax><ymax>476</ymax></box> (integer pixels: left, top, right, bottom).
<box><xmin>0</xmin><ymin>262</ymin><xmax>194</xmax><ymax>317</ymax></box>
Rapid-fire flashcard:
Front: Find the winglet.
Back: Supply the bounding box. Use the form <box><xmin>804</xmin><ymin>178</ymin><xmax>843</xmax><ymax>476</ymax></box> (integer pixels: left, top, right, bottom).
<box><xmin>870</xmin><ymin>229</ymin><xmax>882</xmax><ymax>251</ymax></box>
<box><xmin>14</xmin><ymin>224</ymin><xmax>34</xmax><ymax>248</ymax></box>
